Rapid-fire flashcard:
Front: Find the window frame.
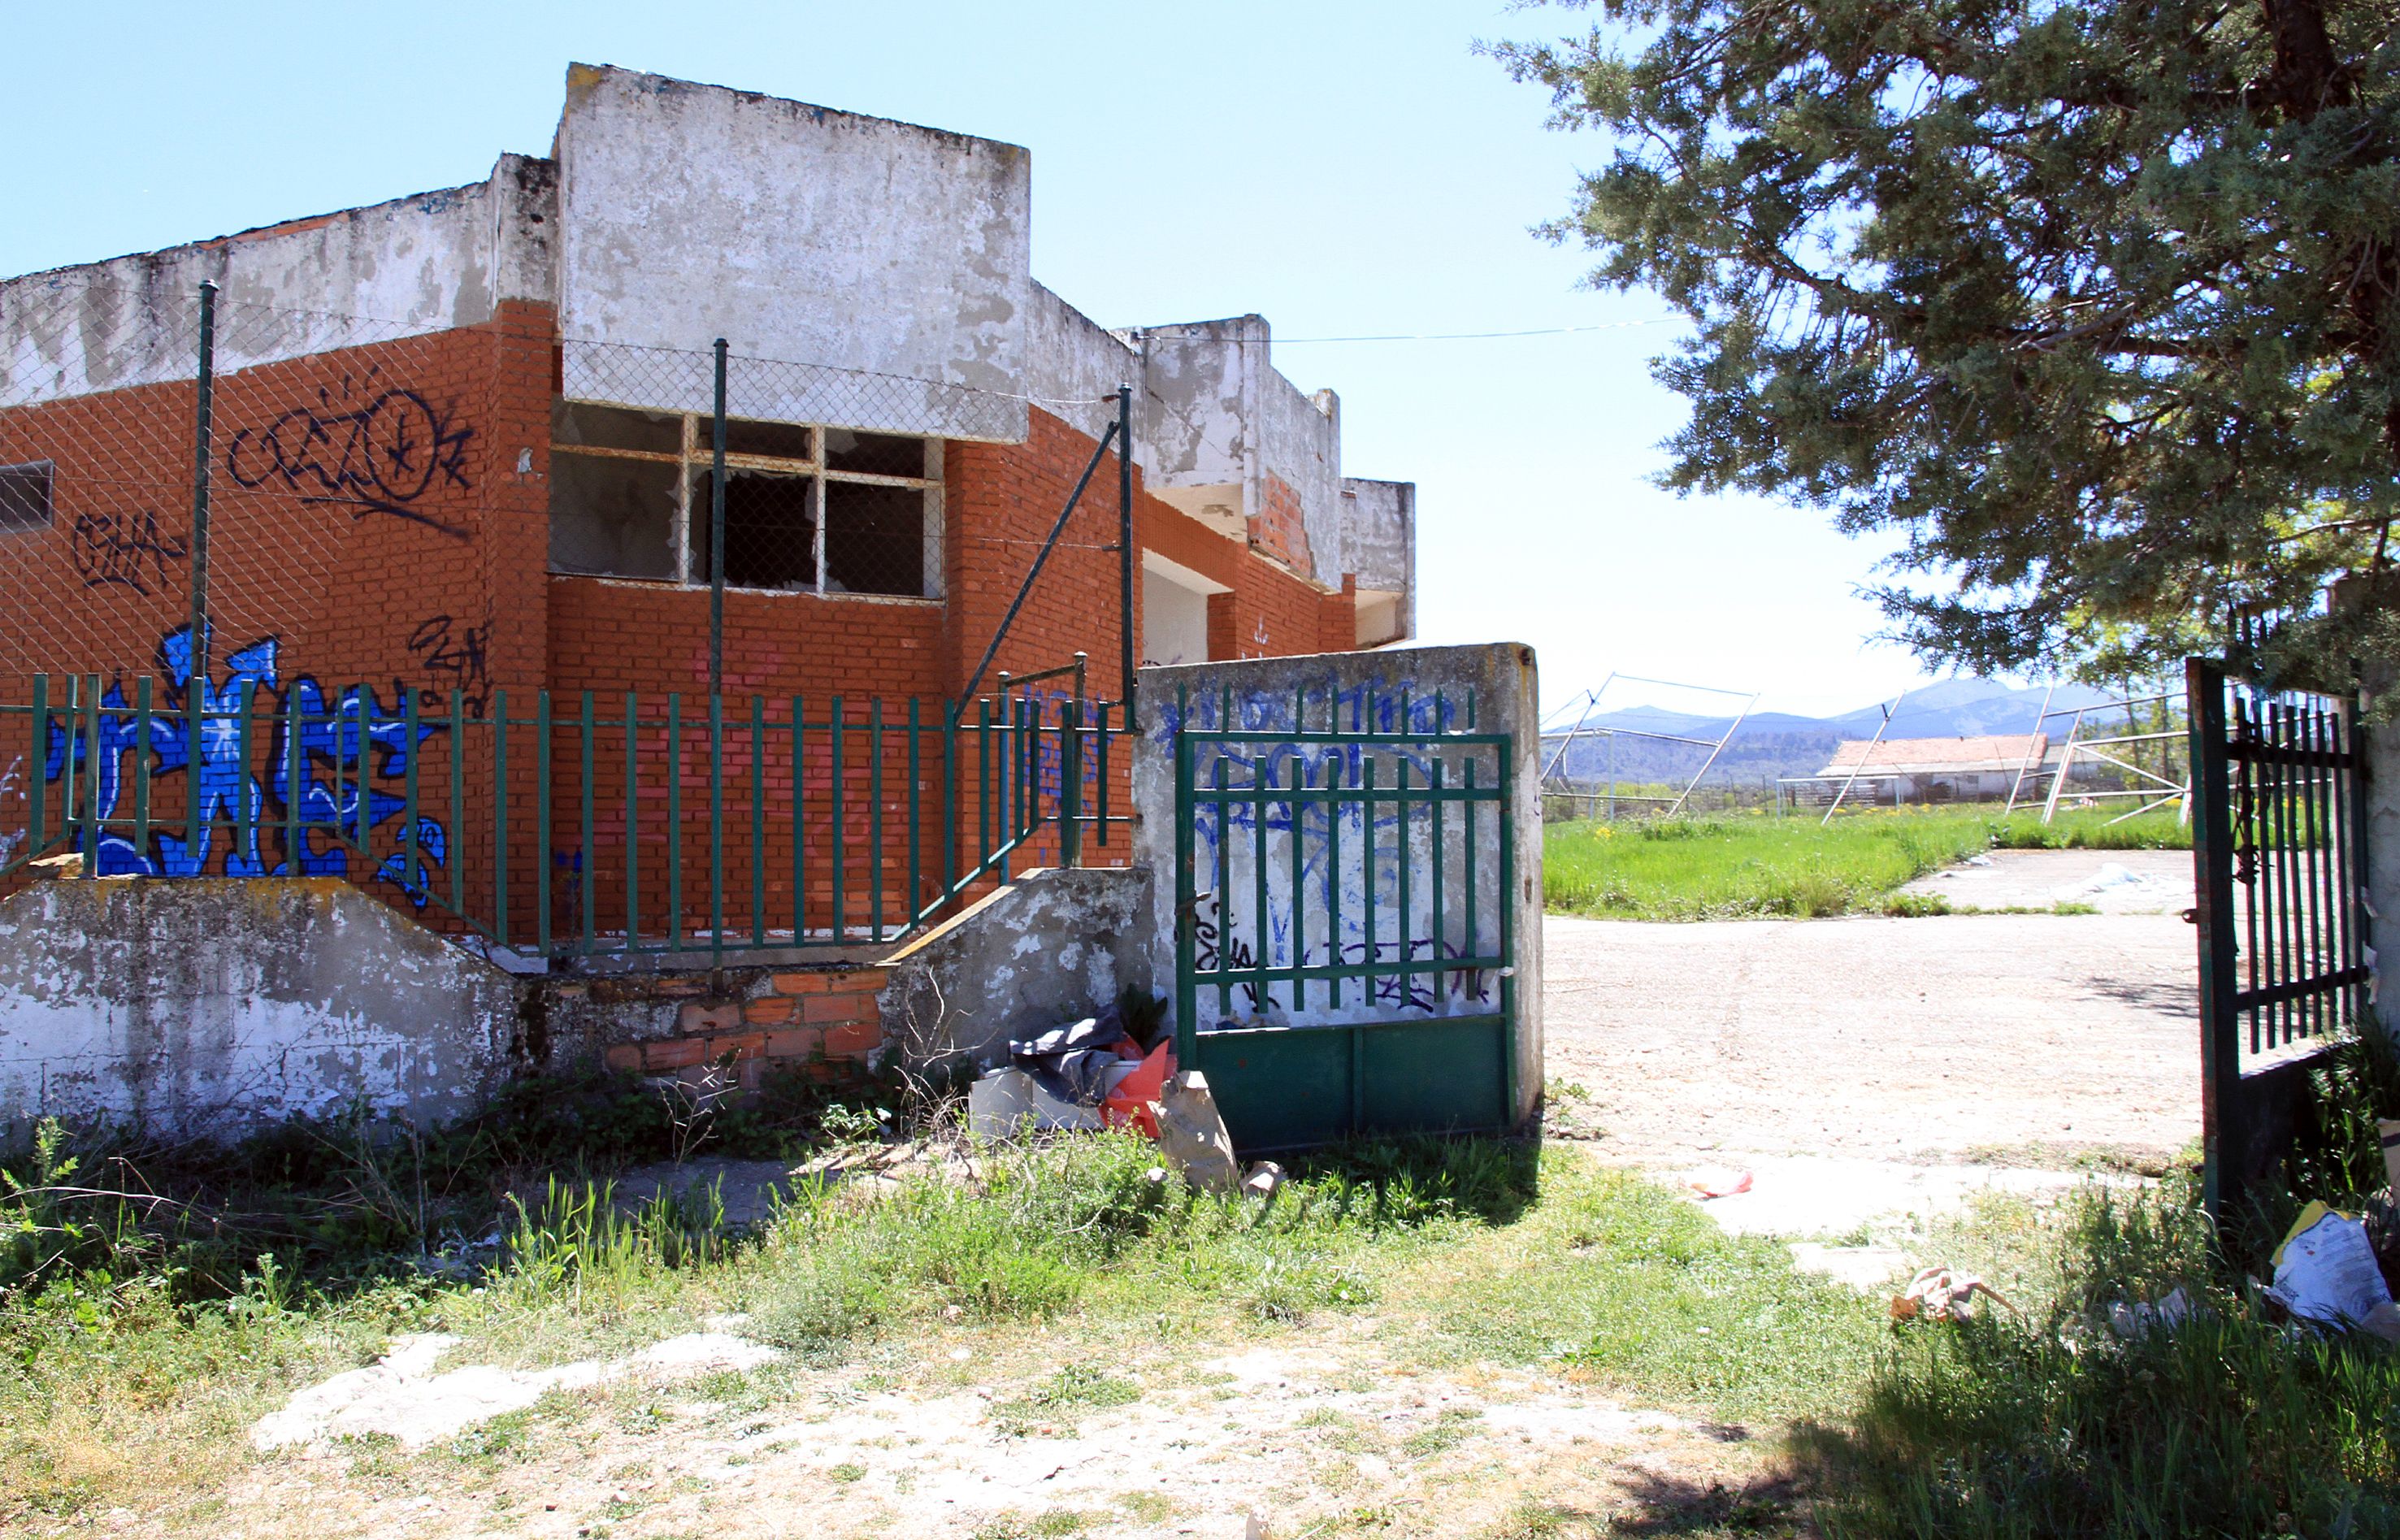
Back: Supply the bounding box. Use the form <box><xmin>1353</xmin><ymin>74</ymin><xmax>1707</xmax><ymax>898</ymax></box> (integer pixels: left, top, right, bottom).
<box><xmin>0</xmin><ymin>460</ymin><xmax>56</xmax><ymax>534</ymax></box>
<box><xmin>547</xmin><ymin>408</ymin><xmax>944</xmax><ymax>601</ymax></box>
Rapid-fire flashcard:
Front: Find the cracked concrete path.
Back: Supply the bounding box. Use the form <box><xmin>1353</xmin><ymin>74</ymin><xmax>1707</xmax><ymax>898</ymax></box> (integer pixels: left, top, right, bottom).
<box><xmin>1542</xmin><ymin>910</ymin><xmax>2199</xmax><ymax>1174</ymax></box>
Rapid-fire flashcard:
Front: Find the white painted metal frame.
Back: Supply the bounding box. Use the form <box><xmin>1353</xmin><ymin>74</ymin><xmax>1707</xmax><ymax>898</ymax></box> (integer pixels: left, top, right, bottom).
<box><xmin>1539</xmin><ymin>672</ymin><xmax>1760</xmax><ymax>820</ymax></box>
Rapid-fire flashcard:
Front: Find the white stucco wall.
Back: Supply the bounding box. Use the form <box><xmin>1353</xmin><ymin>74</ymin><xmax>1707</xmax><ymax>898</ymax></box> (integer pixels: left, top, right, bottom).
<box><xmin>553</xmin><ymin>64</ymin><xmax>1031</xmax><ymax>443</ymax></box>
<box><xmin>0</xmin><ymin>878</ymin><xmax>518</xmax><ymax>1139</ymax></box>
<box><xmin>2</xmin><ymin>157</ymin><xmax>555</xmax><ymax>407</ymax></box>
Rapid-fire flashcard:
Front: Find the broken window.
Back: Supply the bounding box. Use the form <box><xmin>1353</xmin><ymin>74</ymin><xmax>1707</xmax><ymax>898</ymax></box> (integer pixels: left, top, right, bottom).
<box><xmin>691</xmin><ymin>468</ymin><xmax>817</xmax><ymax>592</ymax></box>
<box><xmin>548</xmin><ymin>403</ymin><xmax>940</xmax><ymax>599</ymax></box>
<box><xmin>0</xmin><ymin>461</ymin><xmax>54</xmax><ymax>532</ymax></box>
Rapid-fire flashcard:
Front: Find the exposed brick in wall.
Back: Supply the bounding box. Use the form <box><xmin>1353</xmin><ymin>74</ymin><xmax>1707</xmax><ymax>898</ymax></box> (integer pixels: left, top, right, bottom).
<box><xmin>596</xmin><ymin>964</ymin><xmax>890</xmax><ymax>1082</ymax></box>
<box><xmin>1248</xmin><ymin>473</ymin><xmax>1315</xmax><ymax>579</ymax></box>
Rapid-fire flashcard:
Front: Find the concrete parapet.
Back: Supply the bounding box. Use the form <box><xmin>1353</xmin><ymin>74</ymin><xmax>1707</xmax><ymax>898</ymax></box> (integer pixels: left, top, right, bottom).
<box><xmin>0</xmin><ymin>877</ymin><xmax>517</xmax><ymax>1139</ymax></box>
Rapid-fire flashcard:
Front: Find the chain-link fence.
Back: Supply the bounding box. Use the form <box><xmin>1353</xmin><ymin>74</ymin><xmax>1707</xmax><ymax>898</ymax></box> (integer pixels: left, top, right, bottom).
<box><xmin>0</xmin><ymin>276</ymin><xmax>1129</xmax><ymax>955</ymax></box>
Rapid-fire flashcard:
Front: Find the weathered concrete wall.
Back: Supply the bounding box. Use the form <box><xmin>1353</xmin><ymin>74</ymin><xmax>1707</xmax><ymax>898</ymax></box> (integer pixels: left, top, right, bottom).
<box><xmin>877</xmin><ymin>866</ymin><xmax>1155</xmax><ymax>1066</ymax></box>
<box><xmin>1025</xmin><ymin>283</ymin><xmax>1155</xmax><ymax>473</ymax></box>
<box><xmin>1131</xmin><ymin>643</ymin><xmax>1544</xmax><ymax>1124</ymax></box>
<box><xmin>1338</xmin><ymin>478</ymin><xmax>1417</xmax><ymax>643</ymax></box>
<box><xmin>0</xmin><ymin>878</ymin><xmax>518</xmax><ymax>1139</ymax></box>
<box><xmin>2</xmin><ymin>155</ymin><xmax>555</xmax><ymax>405</ymax></box>
<box><xmin>554</xmin><ymin>64</ymin><xmax>1031</xmax><ymax>442</ymax></box>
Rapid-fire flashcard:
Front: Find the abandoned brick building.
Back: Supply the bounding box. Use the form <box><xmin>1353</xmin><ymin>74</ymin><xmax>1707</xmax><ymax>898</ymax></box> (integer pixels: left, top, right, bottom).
<box><xmin>0</xmin><ymin>64</ymin><xmax>1420</xmax><ymax>963</ymax></box>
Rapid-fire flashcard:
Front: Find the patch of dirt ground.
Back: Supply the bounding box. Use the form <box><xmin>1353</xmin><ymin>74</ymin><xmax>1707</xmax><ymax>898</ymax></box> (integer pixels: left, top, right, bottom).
<box><xmin>202</xmin><ymin>1325</ymin><xmax>1776</xmax><ymax>1540</ymax></box>
<box><xmin>1543</xmin><ymin>900</ymin><xmax>2198</xmax><ymax>1174</ymax></box>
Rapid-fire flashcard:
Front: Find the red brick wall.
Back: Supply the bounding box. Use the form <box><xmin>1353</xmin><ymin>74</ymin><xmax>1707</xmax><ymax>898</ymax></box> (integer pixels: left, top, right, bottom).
<box><xmin>1</xmin><ymin>334</ymin><xmax>1378</xmax><ymax>944</ymax></box>
<box><xmin>1248</xmin><ymin>473</ymin><xmax>1315</xmax><ymax>578</ymax></box>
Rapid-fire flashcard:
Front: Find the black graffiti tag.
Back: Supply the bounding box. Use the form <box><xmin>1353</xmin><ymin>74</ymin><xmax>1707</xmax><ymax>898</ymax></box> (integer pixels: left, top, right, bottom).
<box><xmin>402</xmin><ymin>614</ymin><xmax>492</xmax><ymax>714</ymax></box>
<box><xmin>71</xmin><ymin>510</ymin><xmax>189</xmax><ymax>596</ymax></box>
<box><xmin>225</xmin><ymin>384</ymin><xmax>474</xmax><ymax>540</ymax></box>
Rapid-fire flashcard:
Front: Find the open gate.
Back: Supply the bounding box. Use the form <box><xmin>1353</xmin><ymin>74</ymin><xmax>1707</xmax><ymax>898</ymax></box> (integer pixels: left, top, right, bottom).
<box><xmin>1170</xmin><ymin>693</ymin><xmax>1519</xmax><ymax>1151</ymax></box>
<box><xmin>2187</xmin><ymin>657</ymin><xmax>2373</xmax><ymax>1218</ymax></box>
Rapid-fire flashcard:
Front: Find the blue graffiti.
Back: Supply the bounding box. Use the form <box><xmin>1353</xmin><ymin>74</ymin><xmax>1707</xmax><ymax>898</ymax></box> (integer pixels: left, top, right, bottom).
<box><xmin>41</xmin><ymin>626</ymin><xmax>446</xmax><ymax>901</ymax></box>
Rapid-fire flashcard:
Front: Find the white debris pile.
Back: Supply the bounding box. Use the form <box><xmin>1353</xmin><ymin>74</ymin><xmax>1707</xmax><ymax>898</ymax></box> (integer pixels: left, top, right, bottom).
<box><xmin>250</xmin><ymin>1331</ymin><xmax>779</xmax><ymax>1451</ymax></box>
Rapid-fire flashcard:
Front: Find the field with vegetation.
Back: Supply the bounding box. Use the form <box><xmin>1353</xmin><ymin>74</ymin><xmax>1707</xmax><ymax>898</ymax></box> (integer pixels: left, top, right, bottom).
<box><xmin>1543</xmin><ymin>806</ymin><xmax>2190</xmax><ymax>922</ymax></box>
<box><xmin>5</xmin><ymin>1021</ymin><xmax>2398</xmax><ymax>1536</ymax></box>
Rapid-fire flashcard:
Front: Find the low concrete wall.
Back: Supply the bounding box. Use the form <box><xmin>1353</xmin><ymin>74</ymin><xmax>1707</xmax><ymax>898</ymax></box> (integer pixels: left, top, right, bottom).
<box><xmin>1131</xmin><ymin>643</ymin><xmax>1545</xmax><ymax>1126</ymax></box>
<box><xmin>877</xmin><ymin>866</ymin><xmax>1155</xmax><ymax>1067</ymax></box>
<box><xmin>0</xmin><ymin>878</ymin><xmax>518</xmax><ymax>1139</ymax></box>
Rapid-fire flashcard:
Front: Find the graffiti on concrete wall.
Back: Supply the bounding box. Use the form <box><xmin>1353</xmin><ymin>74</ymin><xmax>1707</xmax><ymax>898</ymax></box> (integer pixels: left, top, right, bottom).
<box><xmin>37</xmin><ymin>624</ymin><xmax>446</xmax><ymax>901</ymax></box>
<box><xmin>224</xmin><ymin>372</ymin><xmax>475</xmax><ymax>541</ymax></box>
<box><xmin>1171</xmin><ymin>678</ymin><xmax>1502</xmax><ymax>1024</ymax></box>
<box><xmin>71</xmin><ymin>510</ymin><xmax>189</xmax><ymax>596</ymax></box>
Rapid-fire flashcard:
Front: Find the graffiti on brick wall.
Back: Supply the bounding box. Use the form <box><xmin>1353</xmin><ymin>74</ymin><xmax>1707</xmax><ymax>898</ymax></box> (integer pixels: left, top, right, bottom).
<box><xmin>401</xmin><ymin>614</ymin><xmax>492</xmax><ymax>715</ymax></box>
<box><xmin>225</xmin><ymin>372</ymin><xmax>475</xmax><ymax>541</ymax></box>
<box><xmin>37</xmin><ymin>624</ymin><xmax>445</xmax><ymax>900</ymax></box>
<box><xmin>71</xmin><ymin>510</ymin><xmax>189</xmax><ymax>596</ymax></box>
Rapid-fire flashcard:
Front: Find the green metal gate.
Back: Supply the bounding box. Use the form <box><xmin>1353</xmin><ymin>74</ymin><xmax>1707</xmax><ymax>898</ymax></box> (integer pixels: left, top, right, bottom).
<box><xmin>2187</xmin><ymin>657</ymin><xmax>2372</xmax><ymax>1219</ymax></box>
<box><xmin>1171</xmin><ymin>690</ymin><xmax>1517</xmax><ymax>1151</ymax></box>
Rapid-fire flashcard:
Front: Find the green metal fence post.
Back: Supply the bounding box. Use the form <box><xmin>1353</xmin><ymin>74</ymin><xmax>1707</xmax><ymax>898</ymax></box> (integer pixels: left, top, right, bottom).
<box><xmin>751</xmin><ymin>694</ymin><xmax>766</xmax><ymax>947</ymax></box>
<box><xmin>792</xmin><ymin>695</ymin><xmax>806</xmax><ymax>943</ymax></box>
<box><xmin>189</xmin><ymin>280</ymin><xmax>215</xmax><ymax>717</ymax></box>
<box><xmin>2189</xmin><ymin>657</ymin><xmax>2241</xmax><ymax>1221</ymax></box>
<box><xmin>908</xmin><ymin>697</ymin><xmax>922</xmax><ymax>921</ymax></box>
<box><xmin>403</xmin><ymin>689</ymin><xmax>420</xmax><ymax>899</ymax></box>
<box><xmin>79</xmin><ymin>678</ymin><xmax>102</xmax><ymax>874</ymax></box>
<box><xmin>133</xmin><ymin>677</ymin><xmax>153</xmax><ymax>865</ymax></box>
<box><xmin>284</xmin><ymin>684</ymin><xmax>301</xmax><ymax>880</ymax></box>
<box><xmin>870</xmin><ymin>696</ymin><xmax>885</xmax><ymax>943</ymax></box>
<box><xmin>710</xmin><ymin>689</ymin><xmax>725</xmax><ymax>966</ymax></box>
<box><xmin>1062</xmin><ymin>696</ymin><xmax>1083</xmax><ymax>870</ymax></box>
<box><xmin>625</xmin><ymin>692</ymin><xmax>640</xmax><ymax>946</ymax></box>
<box><xmin>580</xmin><ymin>690</ymin><xmax>597</xmax><ymax>952</ymax></box>
<box><xmin>449</xmin><ymin>690</ymin><xmax>465</xmax><ymax>916</ymax></box>
<box><xmin>830</xmin><ymin>696</ymin><xmax>847</xmax><ymax>941</ymax></box>
<box><xmin>493</xmin><ymin>688</ymin><xmax>510</xmax><ymax>950</ymax></box>
<box><xmin>1498</xmin><ymin>736</ymin><xmax>1519</xmax><ymax>1127</ymax></box>
<box><xmin>667</xmin><ymin>693</ymin><xmax>683</xmax><ymax>949</ymax></box>
<box><xmin>941</xmin><ymin>701</ymin><xmax>958</xmax><ymax>904</ymax></box>
<box><xmin>28</xmin><ymin>675</ymin><xmax>46</xmax><ymax>858</ymax></box>
<box><xmin>536</xmin><ymin>691</ymin><xmax>553</xmax><ymax>957</ymax></box>
<box><xmin>710</xmin><ymin>338</ymin><xmax>727</xmax><ymax>696</ymax></box>
<box><xmin>1174</xmin><ymin>714</ymin><xmax>1196</xmax><ymax>1064</ymax></box>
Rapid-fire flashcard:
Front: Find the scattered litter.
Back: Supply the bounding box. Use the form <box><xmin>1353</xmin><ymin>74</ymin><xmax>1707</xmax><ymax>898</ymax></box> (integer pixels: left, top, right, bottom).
<box><xmin>1242</xmin><ymin>1160</ymin><xmax>1287</xmax><ymax>1199</ymax></box>
<box><xmin>1245</xmin><ymin>1515</ymin><xmax>1271</xmax><ymax>1540</ymax></box>
<box><xmin>1158</xmin><ymin>1072</ymin><xmax>1241</xmax><ymax>1193</ymax></box>
<box><xmin>1009</xmin><ymin>1014</ymin><xmax>1137</xmax><ymax>1103</ymax></box>
<box><xmin>250</xmin><ymin>1331</ymin><xmax>776</xmax><ymax>1450</ymax></box>
<box><xmin>1688</xmin><ymin>1169</ymin><xmax>1753</xmax><ymax>1199</ymax></box>
<box><xmin>968</xmin><ymin>1008</ymin><xmax>1178</xmax><ymax>1140</ymax></box>
<box><xmin>968</xmin><ymin>1068</ymin><xmax>1104</xmax><ymax>1137</ymax></box>
<box><xmin>1890</xmin><ymin>1266</ymin><xmax>2016</xmax><ymax>1322</ymax></box>
<box><xmin>1964</xmin><ymin>854</ymin><xmax>1994</xmax><ymax>867</ymax></box>
<box><xmin>2264</xmin><ymin>1202</ymin><xmax>2400</xmax><ymax>1339</ymax></box>
<box><xmin>2107</xmin><ymin>1286</ymin><xmax>2194</xmax><ymax>1340</ymax></box>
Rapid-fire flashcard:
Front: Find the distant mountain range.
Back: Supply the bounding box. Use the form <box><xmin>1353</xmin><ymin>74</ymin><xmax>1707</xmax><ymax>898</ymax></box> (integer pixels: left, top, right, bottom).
<box><xmin>1540</xmin><ymin>679</ymin><xmax>2138</xmax><ymax>787</ymax></box>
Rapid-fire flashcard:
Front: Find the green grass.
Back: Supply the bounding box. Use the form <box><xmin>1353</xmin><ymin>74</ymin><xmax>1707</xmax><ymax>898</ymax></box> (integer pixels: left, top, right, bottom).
<box><xmin>1544</xmin><ymin>806</ymin><xmax>2190</xmax><ymax>921</ymax></box>
<box><xmin>1805</xmin><ymin>1181</ymin><xmax>2400</xmax><ymax>1538</ymax></box>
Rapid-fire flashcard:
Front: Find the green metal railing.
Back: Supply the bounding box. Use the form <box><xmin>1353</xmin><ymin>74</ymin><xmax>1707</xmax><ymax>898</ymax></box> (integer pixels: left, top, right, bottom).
<box><xmin>1170</xmin><ymin>681</ymin><xmax>1518</xmax><ymax>1148</ymax></box>
<box><xmin>0</xmin><ymin>672</ymin><xmax>1128</xmax><ymax>963</ymax></box>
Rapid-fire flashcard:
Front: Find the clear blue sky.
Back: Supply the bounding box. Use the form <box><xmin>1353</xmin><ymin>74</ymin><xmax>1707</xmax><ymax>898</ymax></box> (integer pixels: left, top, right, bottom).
<box><xmin>2</xmin><ymin>0</ymin><xmax>1957</xmax><ymax>718</ymax></box>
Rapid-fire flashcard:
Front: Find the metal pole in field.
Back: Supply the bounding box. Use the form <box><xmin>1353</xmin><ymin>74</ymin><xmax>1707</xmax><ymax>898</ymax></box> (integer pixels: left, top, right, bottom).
<box><xmin>1824</xmin><ymin>687</ymin><xmax>1904</xmax><ymax>826</ymax></box>
<box><xmin>1118</xmin><ymin>382</ymin><xmax>1135</xmax><ymax>714</ymax></box>
<box><xmin>189</xmin><ymin>281</ymin><xmax>216</xmax><ymax>691</ymax></box>
<box><xmin>709</xmin><ymin>338</ymin><xmax>727</xmax><ymax>697</ymax></box>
